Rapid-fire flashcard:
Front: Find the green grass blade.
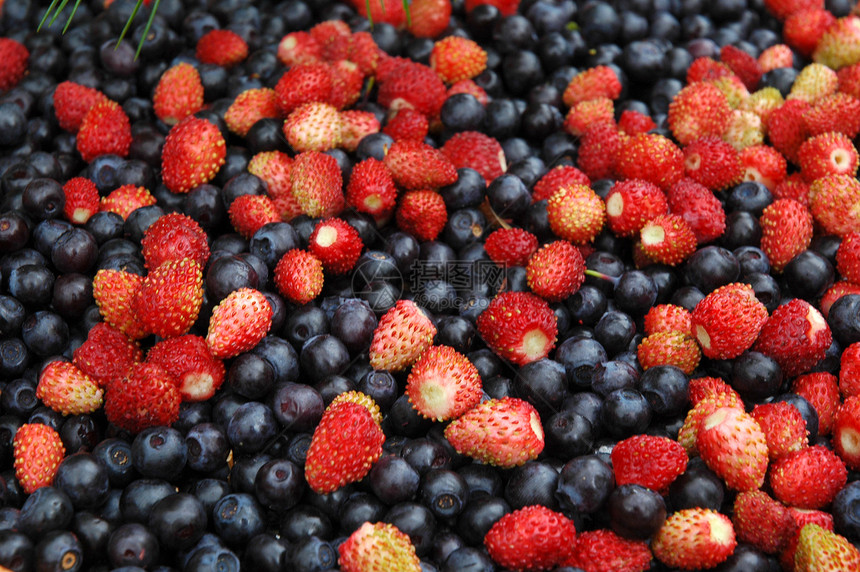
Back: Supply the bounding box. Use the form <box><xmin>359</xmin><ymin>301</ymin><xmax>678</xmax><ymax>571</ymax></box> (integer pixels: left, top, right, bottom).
<box><xmin>48</xmin><ymin>0</ymin><xmax>71</xmax><ymax>27</ymax></box>
<box><xmin>379</xmin><ymin>0</ymin><xmax>386</xmax><ymax>15</ymax></box>
<box><xmin>134</xmin><ymin>0</ymin><xmax>161</xmax><ymax>60</ymax></box>
<box><xmin>62</xmin><ymin>0</ymin><xmax>85</xmax><ymax>34</ymax></box>
<box><xmin>116</xmin><ymin>0</ymin><xmax>144</xmax><ymax>49</ymax></box>
<box><xmin>404</xmin><ymin>0</ymin><xmax>411</xmax><ymax>28</ymax></box>
<box><xmin>365</xmin><ymin>0</ymin><xmax>374</xmax><ymax>28</ymax></box>
<box><xmin>38</xmin><ymin>0</ymin><xmax>62</xmax><ymax>32</ymax></box>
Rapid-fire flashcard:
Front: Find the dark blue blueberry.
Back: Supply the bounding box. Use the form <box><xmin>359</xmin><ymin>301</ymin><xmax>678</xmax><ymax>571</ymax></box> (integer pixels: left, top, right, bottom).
<box><xmin>783</xmin><ymin>250</ymin><xmax>834</xmax><ymax>302</ymax></box>
<box><xmin>592</xmin><ymin>360</ymin><xmax>639</xmax><ymax>397</ymax></box>
<box><xmin>71</xmin><ymin>512</ymin><xmax>112</xmax><ymax>565</ymax></box>
<box><xmin>545</xmin><ymin>409</ymin><xmax>595</xmax><ymax>459</ymax></box>
<box><xmin>504</xmin><ymin>461</ymin><xmax>559</xmax><ymax>511</ymax></box>
<box><xmin>148</xmin><ymin>492</ymin><xmax>207</xmax><ymax>553</ymax></box>
<box><xmin>639</xmin><ymin>365</ymin><xmax>690</xmax><ymax>417</ymax></box>
<box><xmin>338</xmin><ymin>492</ymin><xmax>388</xmax><ymax>536</ymax></box>
<box><xmin>118</xmin><ymin>479</ymin><xmax>175</xmax><ymax>524</ymax></box>
<box><xmin>17</xmin><ymin>486</ymin><xmax>74</xmax><ymax>538</ymax></box>
<box><xmin>92</xmin><ymin>437</ymin><xmax>136</xmax><ymax>488</ymax></box>
<box><xmin>515</xmin><ymin>358</ymin><xmax>567</xmax><ymax>418</ymax></box>
<box><xmin>441</xmin><ymin>547</ymin><xmax>495</xmax><ymax>572</ymax></box>
<box><xmin>33</xmin><ymin>530</ymin><xmax>83</xmax><ymax>572</ymax></box>
<box><xmin>0</xmin><ymin>530</ymin><xmax>33</xmax><ymax>572</ymax></box>
<box><xmin>556</xmin><ymin>337</ymin><xmax>609</xmax><ymax>390</ymax></box>
<box><xmin>287</xmin><ymin>535</ymin><xmax>338</xmax><ymax>572</ymax></box>
<box><xmin>594</xmin><ymin>311</ymin><xmax>637</xmax><ymax>357</ymax></box>
<box><xmin>731</xmin><ymin>351</ymin><xmax>783</xmax><ymax>402</ymax></box>
<box><xmin>53</xmin><ymin>452</ymin><xmax>110</xmax><ymax>511</ymax></box>
<box><xmin>833</xmin><ymin>480</ymin><xmax>860</xmax><ymax>542</ymax></box>
<box><xmin>714</xmin><ymin>543</ymin><xmax>781</xmax><ymax>572</ymax></box>
<box><xmin>131</xmin><ymin>426</ymin><xmax>187</xmax><ymax>481</ymax></box>
<box><xmin>185</xmin><ymin>423</ymin><xmax>229</xmax><ymax>473</ymax></box>
<box><xmin>254</xmin><ymin>458</ymin><xmax>304</xmax><ymax>512</ymax></box>
<box><xmin>227</xmin><ymin>353</ymin><xmax>275</xmax><ymax>400</ymax></box>
<box><xmin>829</xmin><ymin>294</ymin><xmax>860</xmax><ymax>347</ymax></box>
<box><xmin>420</xmin><ymin>469</ymin><xmax>470</xmax><ymax>519</ymax></box>
<box><xmin>369</xmin><ymin>455</ymin><xmax>421</xmax><ymax>506</ymax></box>
<box><xmin>455</xmin><ymin>496</ymin><xmax>509</xmax><ymax>546</ymax></box>
<box><xmin>684</xmin><ymin>246</ymin><xmax>740</xmax><ymax>294</ymax></box>
<box><xmin>279</xmin><ymin>504</ymin><xmax>333</xmax><ymax>543</ymax></box>
<box><xmin>190</xmin><ymin>478</ymin><xmax>231</xmax><ymax>519</ymax></box>
<box><xmin>212</xmin><ymin>493</ymin><xmax>265</xmax><ymax>545</ymax></box>
<box><xmin>242</xmin><ymin>534</ymin><xmax>290</xmax><ymax>572</ymax></box>
<box><xmin>601</xmin><ymin>388</ymin><xmax>653</xmax><ymax>438</ymax></box>
<box><xmin>557</xmin><ymin>454</ymin><xmax>614</xmax><ymax>514</ymax></box>
<box><xmin>608</xmin><ymin>483</ymin><xmax>667</xmax><ymax>540</ymax></box>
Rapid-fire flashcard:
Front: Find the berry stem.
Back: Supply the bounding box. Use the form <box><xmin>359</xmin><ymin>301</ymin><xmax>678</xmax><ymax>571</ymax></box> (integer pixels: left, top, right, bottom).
<box><xmin>584</xmin><ymin>268</ymin><xmax>619</xmax><ymax>285</ymax></box>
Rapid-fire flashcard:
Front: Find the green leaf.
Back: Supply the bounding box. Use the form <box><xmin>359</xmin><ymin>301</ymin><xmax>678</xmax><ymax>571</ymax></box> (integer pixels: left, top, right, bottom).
<box><xmin>116</xmin><ymin>0</ymin><xmax>144</xmax><ymax>50</ymax></box>
<box><xmin>37</xmin><ymin>0</ymin><xmax>62</xmax><ymax>32</ymax></box>
<box><xmin>135</xmin><ymin>0</ymin><xmax>161</xmax><ymax>60</ymax></box>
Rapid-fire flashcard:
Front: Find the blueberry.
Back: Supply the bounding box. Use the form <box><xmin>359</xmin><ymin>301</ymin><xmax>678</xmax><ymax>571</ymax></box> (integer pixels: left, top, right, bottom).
<box><xmin>92</xmin><ymin>438</ymin><xmax>136</xmax><ymax>488</ymax></box>
<box><xmin>0</xmin><ymin>530</ymin><xmax>33</xmax><ymax>572</ymax></box>
<box><xmin>829</xmin><ymin>294</ymin><xmax>860</xmax><ymax>347</ymax></box>
<box><xmin>441</xmin><ymin>547</ymin><xmax>496</xmax><ymax>572</ymax></box>
<box><xmin>594</xmin><ymin>311</ymin><xmax>637</xmax><ymax>356</ymax></box>
<box><xmin>212</xmin><ymin>493</ymin><xmax>265</xmax><ymax>545</ymax></box>
<box><xmin>369</xmin><ymin>455</ymin><xmax>421</xmax><ymax>505</ymax></box>
<box><xmin>242</xmin><ymin>534</ymin><xmax>290</xmax><ymax>572</ymax></box>
<box><xmin>17</xmin><ymin>486</ymin><xmax>74</xmax><ymax>538</ymax></box>
<box><xmin>185</xmin><ymin>423</ymin><xmax>230</xmax><ymax>473</ymax></box>
<box><xmin>556</xmin><ymin>337</ymin><xmax>609</xmax><ymax>390</ymax></box>
<box><xmin>600</xmin><ymin>388</ymin><xmax>653</xmax><ymax>438</ymax></box>
<box><xmin>545</xmin><ymin>409</ymin><xmax>595</xmax><ymax>459</ymax></box>
<box><xmin>592</xmin><ymin>360</ymin><xmax>639</xmax><ymax>397</ymax></box>
<box><xmin>833</xmin><ymin>480</ymin><xmax>860</xmax><ymax>541</ymax></box>
<box><xmin>53</xmin><ymin>452</ymin><xmax>110</xmax><ymax>511</ymax></box>
<box><xmin>421</xmin><ymin>469</ymin><xmax>471</xmax><ymax>519</ymax></box>
<box><xmin>639</xmin><ymin>365</ymin><xmax>690</xmax><ymax>417</ymax></box>
<box><xmin>118</xmin><ymin>479</ymin><xmax>176</xmax><ymax>524</ymax></box>
<box><xmin>782</xmin><ymin>250</ymin><xmax>834</xmax><ymax>302</ymax></box>
<box><xmin>287</xmin><ymin>535</ymin><xmax>338</xmax><ymax>572</ymax></box>
<box><xmin>504</xmin><ymin>461</ymin><xmax>559</xmax><ymax>511</ymax></box>
<box><xmin>685</xmin><ymin>246</ymin><xmax>740</xmax><ymax>293</ymax></box>
<box><xmin>731</xmin><ymin>351</ymin><xmax>783</xmax><ymax>402</ymax></box>
<box><xmin>608</xmin><ymin>483</ymin><xmax>667</xmax><ymax>540</ymax></box>
<box><xmin>556</xmin><ymin>454</ymin><xmax>615</xmax><ymax>514</ymax></box>
<box><xmin>515</xmin><ymin>358</ymin><xmax>567</xmax><ymax>418</ymax></box>
<box><xmin>279</xmin><ymin>504</ymin><xmax>333</xmax><ymax>542</ymax></box>
<box><xmin>131</xmin><ymin>426</ymin><xmax>187</xmax><ymax>481</ymax></box>
<box><xmin>33</xmin><ymin>530</ymin><xmax>83</xmax><ymax>572</ymax></box>
<box><xmin>254</xmin><ymin>458</ymin><xmax>304</xmax><ymax>512</ymax></box>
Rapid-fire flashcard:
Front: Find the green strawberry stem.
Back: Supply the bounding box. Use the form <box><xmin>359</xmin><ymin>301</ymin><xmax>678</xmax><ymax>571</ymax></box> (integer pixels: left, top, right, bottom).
<box><xmin>584</xmin><ymin>269</ymin><xmax>619</xmax><ymax>284</ymax></box>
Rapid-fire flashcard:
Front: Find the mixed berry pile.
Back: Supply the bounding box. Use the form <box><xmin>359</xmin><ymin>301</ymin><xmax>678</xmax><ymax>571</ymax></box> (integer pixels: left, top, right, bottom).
<box><xmin>2</xmin><ymin>0</ymin><xmax>860</xmax><ymax>568</ymax></box>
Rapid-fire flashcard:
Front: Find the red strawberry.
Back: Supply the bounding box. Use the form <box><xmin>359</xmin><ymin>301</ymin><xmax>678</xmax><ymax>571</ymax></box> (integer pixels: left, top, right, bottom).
<box><xmin>62</xmin><ymin>177</ymin><xmax>100</xmax><ymax>224</ymax></box>
<box><xmin>667</xmin><ymin>179</ymin><xmax>726</xmax><ymax>244</ymax></box>
<box><xmin>444</xmin><ymin>397</ymin><xmax>544</xmax><ymax>468</ymax></box>
<box><xmin>395</xmin><ymin>190</ymin><xmax>447</xmax><ymax>242</ymax></box>
<box><xmin>134</xmin><ymin>258</ymin><xmax>203</xmax><ymax>339</ymax></box>
<box><xmin>814</xmin><ymin>15</ymin><xmax>860</xmax><ymax>71</ymax></box>
<box><xmin>377</xmin><ymin>60</ymin><xmax>448</xmax><ymax>118</ymax></box>
<box><xmin>562</xmin><ymin>65</ymin><xmax>622</xmax><ymax>107</ymax></box>
<box><xmin>53</xmin><ymin>81</ymin><xmax>108</xmax><ymax>132</ymax></box>
<box><xmin>668</xmin><ymin>82</ymin><xmax>733</xmax><ymax>145</ymax></box>
<box><xmin>821</xmin><ymin>280</ymin><xmax>860</xmax><ymax>318</ymax></box>
<box><xmin>760</xmin><ymin>198</ymin><xmax>813</xmax><ymax>272</ymax></box>
<box><xmin>196</xmin><ymin>29</ymin><xmax>248</xmax><ymax>68</ymax></box>
<box><xmin>464</xmin><ymin>0</ymin><xmax>520</xmax><ymax>16</ymax></box>
<box><xmin>768</xmin><ymin>99</ymin><xmax>811</xmax><ymax>163</ymax></box>
<box><xmin>842</xmin><ymin>342</ymin><xmax>860</xmax><ymax>397</ymax></box>
<box><xmin>762</xmin><ymin>0</ymin><xmax>822</xmax><ymax>20</ymax></box>
<box><xmin>406</xmin><ymin>345</ymin><xmax>482</xmax><ymax>421</ymax></box>
<box><xmin>476</xmin><ymin>291</ymin><xmax>557</xmax><ymax>366</ymax></box>
<box><xmin>546</xmin><ymin>183</ymin><xmax>606</xmax><ymax>244</ymax></box>
<box><xmin>76</xmin><ymin>99</ymin><xmax>132</xmax><ymax>162</ymax></box>
<box><xmin>696</xmin><ymin>406</ymin><xmax>769</xmax><ymax>491</ymax></box>
<box><xmin>283</xmin><ymin>101</ymin><xmax>342</xmax><ymax>153</ymax></box>
<box><xmin>345</xmin><ymin>158</ymin><xmax>398</xmax><ymax>220</ymax></box>
<box><xmin>309</xmin><ymin>20</ymin><xmax>351</xmax><ymax>61</ymax></box>
<box><xmin>837</xmin><ymin>232</ymin><xmax>860</xmax><ymax>283</ymax></box>
<box><xmin>351</xmin><ymin>0</ymin><xmax>406</xmax><ymax>27</ymax></box>
<box><xmin>383</xmin><ymin>108</ymin><xmax>429</xmax><ymax>142</ymax></box>
<box><xmin>346</xmin><ymin>31</ymin><xmax>381</xmax><ymax>76</ymax></box>
<box><xmin>639</xmin><ymin>214</ymin><xmax>697</xmax><ymax>266</ymax></box>
<box><xmin>644</xmin><ymin>304</ymin><xmax>692</xmax><ymax>336</ymax></box>
<box><xmin>104</xmin><ymin>362</ymin><xmax>181</xmax><ymax>434</ymax></box>
<box><xmin>807</xmin><ymin>89</ymin><xmax>860</xmax><ymax>138</ymax></box>
<box><xmin>773</xmin><ymin>172</ymin><xmax>811</xmax><ymax>206</ymax></box>
<box><xmin>611</xmin><ymin>434</ymin><xmax>688</xmax><ymax>492</ymax></box>
<box><xmin>532</xmin><ymin>166</ymin><xmax>590</xmax><ymax>203</ymax></box>
<box><xmin>751</xmin><ymin>401</ymin><xmax>809</xmax><ymax>460</ymax></box>
<box><xmin>205</xmin><ymin>288</ymin><xmax>273</xmax><ymax>359</ymax></box>
<box><xmin>146</xmin><ymin>334</ymin><xmax>225</xmax><ymax>402</ymax></box>
<box><xmin>326</xmin><ymin>59</ymin><xmax>364</xmax><ymax>110</ymax></box>
<box><xmin>484</xmin><ymin>228</ymin><xmax>538</xmax><ymax>267</ymax></box>
<box><xmin>484</xmin><ymin>505</ymin><xmax>576</xmax><ymax>570</ymax></box>
<box><xmin>274</xmin><ymin>62</ymin><xmax>333</xmax><ymax>115</ymax></box>
<box><xmin>141</xmin><ymin>213</ymin><xmax>209</xmax><ymax>271</ymax></box>
<box><xmin>651</xmin><ymin>508</ymin><xmax>737</xmax><ymax>570</ymax></box>
<box><xmin>617</xmin><ymin>109</ymin><xmax>656</xmax><ymax>135</ymax></box>
<box><xmin>383</xmin><ymin>139</ymin><xmax>458</xmax><ymax>190</ymax></box>
<box><xmin>274</xmin><ymin>249</ymin><xmax>324</xmax><ymax>305</ymax></box>
<box><xmin>838</xmin><ymin>61</ymin><xmax>860</xmax><ymax>98</ymax></box>
<box><xmin>161</xmin><ymin>116</ymin><xmax>226</xmax><ymax>193</ymax></box>
<box><xmin>248</xmin><ymin>150</ymin><xmax>295</xmax><ymax>206</ymax></box>
<box><xmin>13</xmin><ymin>423</ymin><xmax>65</xmax><ymax>494</ymax></box>
<box><xmin>758</xmin><ymin>43</ymin><xmax>794</xmax><ymax>72</ymax></box>
<box><xmin>809</xmin><ymin>173</ymin><xmax>860</xmax><ymax>237</ymax></box>
<box><xmin>224</xmin><ymin>88</ymin><xmax>281</xmax><ymax>137</ymax></box>
<box><xmin>430</xmin><ymin>36</ymin><xmax>487</xmax><ymax>84</ymax></box>
<box><xmin>752</xmin><ymin>298</ymin><xmax>831</xmax><ymax>376</ymax></box>
<box><xmin>576</xmin><ymin>121</ymin><xmax>621</xmax><ymax>180</ymax></box>
<box><xmin>637</xmin><ymin>331</ymin><xmax>701</xmax><ymax>374</ymax></box>
<box><xmin>290</xmin><ymin>151</ymin><xmax>345</xmax><ymax>218</ymax></box>
<box><xmin>368</xmin><ymin>299</ymin><xmax>436</xmax><ymax>372</ymax></box>
<box><xmin>562</xmin><ymin>529</ymin><xmax>652</xmax><ymax>572</ymax></box>
<box><xmin>797</xmin><ymin>131</ymin><xmax>859</xmax><ymax>183</ymax></box>
<box><xmin>92</xmin><ymin>269</ymin><xmax>147</xmax><ymax>340</ymax></box>
<box><xmin>228</xmin><ymin>194</ymin><xmax>281</xmax><ymax>239</ymax></box>
<box><xmin>36</xmin><ymin>360</ymin><xmax>104</xmax><ymax>415</ymax></box>
<box><xmin>407</xmin><ymin>0</ymin><xmax>452</xmax><ymax>38</ymax></box>
<box><xmin>447</xmin><ymin>79</ymin><xmax>488</xmax><ymax>104</ymax></box>
<box><xmin>338</xmin><ymin>522</ymin><xmax>420</xmax><ymax>572</ymax></box>
<box><xmin>330</xmin><ymin>391</ymin><xmax>382</xmax><ymax>426</ymax></box>
<box><xmin>792</xmin><ymin>372</ymin><xmax>841</xmax><ymax>435</ymax></box>
<box><xmin>72</xmin><ymin>322</ymin><xmax>142</xmax><ymax>388</ymax></box>
<box><xmin>440</xmin><ymin>131</ymin><xmax>505</xmax><ymax>183</ymax></box>
<box><xmin>720</xmin><ymin>44</ymin><xmax>762</xmax><ymax>90</ymax></box>
<box><xmin>276</xmin><ymin>31</ymin><xmax>323</xmax><ymax>67</ymax></box>
<box><xmin>99</xmin><ymin>184</ymin><xmax>156</xmax><ymax>220</ymax></box>
<box><xmin>770</xmin><ymin>445</ymin><xmax>847</xmax><ymax>509</ymax></box>
<box><xmin>604</xmin><ymin>179</ymin><xmax>669</xmax><ymax>238</ymax></box>
<box><xmin>795</xmin><ymin>524</ymin><xmax>860</xmax><ymax>571</ymax></box>
<box><xmin>691</xmin><ymin>282</ymin><xmax>768</xmax><ymax>360</ymax></box>
<box><xmin>308</xmin><ymin>218</ymin><xmax>363</xmax><ymax>275</ymax></box>
<box><xmin>338</xmin><ymin>109</ymin><xmax>380</xmax><ymax>152</ymax></box>
<box><xmin>784</xmin><ymin>8</ymin><xmax>837</xmax><ymax>57</ymax></box>
<box><xmin>526</xmin><ymin>240</ymin><xmax>585</xmax><ymax>302</ymax></box>
<box><xmin>782</xmin><ymin>509</ymin><xmax>836</xmax><ymax>570</ymax></box>
<box><xmin>152</xmin><ymin>62</ymin><xmax>204</xmax><ymax>126</ymax></box>
<box><xmin>738</xmin><ymin>144</ymin><xmax>787</xmax><ymax>190</ymax></box>
<box><xmin>0</xmin><ymin>38</ymin><xmax>28</xmax><ymax>91</ymax></box>
<box><xmin>683</xmin><ymin>136</ymin><xmax>742</xmax><ymax>191</ymax></box>
<box><xmin>563</xmin><ymin>97</ymin><xmax>615</xmax><ymax>136</ymax></box>
<box><xmin>688</xmin><ymin>376</ymin><xmax>742</xmax><ymax>406</ymax></box>
<box><xmin>833</xmin><ymin>395</ymin><xmax>860</xmax><ymax>470</ymax></box>
<box><xmin>686</xmin><ymin>57</ymin><xmax>735</xmax><ymax>83</ymax></box>
<box><xmin>305</xmin><ymin>400</ymin><xmax>385</xmax><ymax>494</ymax></box>
<box><xmin>731</xmin><ymin>490</ymin><xmax>796</xmax><ymax>554</ymax></box>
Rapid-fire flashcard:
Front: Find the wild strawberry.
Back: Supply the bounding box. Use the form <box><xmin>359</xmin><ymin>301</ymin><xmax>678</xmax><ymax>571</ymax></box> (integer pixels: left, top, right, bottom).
<box><xmin>666</xmin><ymin>179</ymin><xmax>726</xmax><ymax>244</ymax></box>
<box><xmin>611</xmin><ymin>434</ymin><xmax>688</xmax><ymax>492</ymax></box>
<box><xmin>99</xmin><ymin>184</ymin><xmax>156</xmax><ymax>220</ymax></box>
<box><xmin>206</xmin><ymin>288</ymin><xmax>273</xmax><ymax>359</ymax></box>
<box><xmin>795</xmin><ymin>524</ymin><xmax>860</xmax><ymax>571</ymax></box>
<box><xmin>532</xmin><ymin>166</ymin><xmax>590</xmax><ymax>203</ymax></box>
<box><xmin>36</xmin><ymin>360</ymin><xmax>104</xmax><ymax>416</ymax></box>
<box><xmin>562</xmin><ymin>529</ymin><xmax>652</xmax><ymax>572</ymax></box>
<box><xmin>652</xmin><ymin>508</ymin><xmax>737</xmax><ymax>570</ymax></box>
<box><xmin>484</xmin><ymin>505</ymin><xmax>576</xmax><ymax>570</ymax></box>
<box><xmin>283</xmin><ymin>101</ymin><xmax>342</xmax><ymax>153</ymax></box>
<box><xmin>447</xmin><ymin>79</ymin><xmax>488</xmax><ymax>104</ymax></box>
<box><xmin>369</xmin><ymin>299</ymin><xmax>436</xmax><ymax>372</ymax></box>
<box><xmin>790</xmin><ymin>63</ymin><xmax>839</xmax><ymax>104</ymax></box>
<box><xmin>290</xmin><ymin>151</ymin><xmax>344</xmax><ymax>219</ymax></box>
<box><xmin>377</xmin><ymin>60</ymin><xmax>448</xmax><ymax>118</ymax></box>
<box><xmin>751</xmin><ymin>401</ymin><xmax>809</xmax><ymax>461</ymax></box>
<box><xmin>228</xmin><ymin>194</ymin><xmax>280</xmax><ymax>239</ymax></box>
<box><xmin>562</xmin><ymin>65</ymin><xmax>622</xmax><ymax>107</ymax></box>
<box><xmin>767</xmin><ymin>99</ymin><xmax>811</xmax><ymax>163</ymax></box>
<box><xmin>338</xmin><ymin>522</ymin><xmax>420</xmax><ymax>572</ymax></box>
<box><xmin>576</xmin><ymin>121</ymin><xmax>621</xmax><ymax>180</ymax></box>
<box><xmin>720</xmin><ymin>44</ymin><xmax>762</xmax><ymax>91</ymax></box>
<box><xmin>792</xmin><ymin>372</ymin><xmax>841</xmax><ymax>435</ymax></box>
<box><xmin>464</xmin><ymin>0</ymin><xmax>520</xmax><ymax>16</ymax></box>
<box><xmin>224</xmin><ymin>88</ymin><xmax>281</xmax><ymax>137</ymax></box>
<box><xmin>407</xmin><ymin>0</ymin><xmax>452</xmax><ymax>38</ymax></box>
<box><xmin>351</xmin><ymin>0</ymin><xmax>406</xmax><ymax>27</ymax></box>
<box><xmin>309</xmin><ymin>20</ymin><xmax>351</xmax><ymax>61</ymax></box>
<box><xmin>740</xmin><ymin>86</ymin><xmax>784</xmax><ymax>125</ymax></box>
<box><xmin>327</xmin><ymin>59</ymin><xmax>364</xmax><ymax>110</ymax></box>
<box><xmin>838</xmin><ymin>61</ymin><xmax>860</xmax><ymax>98</ymax></box>
<box><xmin>688</xmin><ymin>376</ymin><xmax>742</xmax><ymax>406</ymax></box>
<box><xmin>686</xmin><ymin>57</ymin><xmax>735</xmax><ymax>83</ymax></box>
<box><xmin>564</xmin><ymin>97</ymin><xmax>615</xmax><ymax>136</ymax></box>
<box><xmin>770</xmin><ymin>445</ymin><xmax>847</xmax><ymax>509</ymax></box>
<box><xmin>833</xmin><ymin>396</ymin><xmax>860</xmax><ymax>470</ymax></box>
<box><xmin>644</xmin><ymin>304</ymin><xmax>692</xmax><ymax>336</ymax></box>
<box><xmin>604</xmin><ymin>179</ymin><xmax>668</xmax><ymax>238</ymax></box>
<box><xmin>345</xmin><ymin>158</ymin><xmax>397</xmax><ymax>221</ymax></box>
<box><xmin>738</xmin><ymin>144</ymin><xmax>787</xmax><ymax>190</ymax></box>
<box><xmin>617</xmin><ymin>109</ymin><xmax>656</xmax><ymax>135</ymax></box>
<box><xmin>760</xmin><ymin>198</ymin><xmax>813</xmax><ymax>272</ymax></box>
<box><xmin>444</xmin><ymin>397</ymin><xmax>544</xmax><ymax>468</ymax></box>
<box><xmin>383</xmin><ymin>139</ymin><xmax>458</xmax><ymax>190</ymax></box>
<box><xmin>330</xmin><ymin>391</ymin><xmax>382</xmax><ymax>426</ymax></box>
<box><xmin>773</xmin><ymin>172</ymin><xmax>810</xmax><ymax>205</ymax></box>
<box><xmin>753</xmin><ymin>299</ymin><xmax>831</xmax><ymax>376</ymax></box>
<box><xmin>484</xmin><ymin>228</ymin><xmax>538</xmax><ymax>267</ymax></box>
<box><xmin>338</xmin><ymin>109</ymin><xmax>380</xmax><ymax>152</ymax></box>
<box><xmin>146</xmin><ymin>334</ymin><xmax>225</xmax><ymax>402</ymax></box>
<box><xmin>691</xmin><ymin>282</ymin><xmax>768</xmax><ymax>360</ymax></box>
<box><xmin>696</xmin><ymin>406</ymin><xmax>769</xmax><ymax>491</ymax></box>
<box><xmin>476</xmin><ymin>291</ymin><xmax>557</xmax><ymax>366</ymax></box>
<box><xmin>406</xmin><ymin>345</ymin><xmax>482</xmax><ymax>421</ymax></box>
<box><xmin>134</xmin><ymin>258</ymin><xmax>203</xmax><ymax>339</ymax></box>
<box><xmin>274</xmin><ymin>62</ymin><xmax>333</xmax><ymax>116</ymax></box>
<box><xmin>668</xmin><ymin>82</ymin><xmax>733</xmax><ymax>146</ymax></box>
<box><xmin>758</xmin><ymin>43</ymin><xmax>794</xmax><ymax>72</ymax></box>
<box><xmin>640</xmin><ymin>214</ymin><xmax>697</xmax><ymax>266</ymax></box>
<box><xmin>276</xmin><ymin>31</ymin><xmax>323</xmax><ymax>67</ymax></box>
<box><xmin>152</xmin><ymin>62</ymin><xmax>204</xmax><ymax>126</ymax></box>
<box><xmin>683</xmin><ymin>136</ymin><xmax>742</xmax><ymax>191</ymax></box>
<box><xmin>430</xmin><ymin>36</ymin><xmax>486</xmax><ymax>84</ymax></box>
<box><xmin>76</xmin><ymin>99</ymin><xmax>132</xmax><ymax>163</ymax></box>
<box><xmin>395</xmin><ymin>190</ymin><xmax>447</xmax><ymax>242</ymax></box>
<box><xmin>731</xmin><ymin>490</ymin><xmax>796</xmax><ymax>554</ymax></box>
<box><xmin>0</xmin><ymin>37</ymin><xmax>28</xmax><ymax>91</ymax></box>
<box><xmin>762</xmin><ymin>0</ymin><xmax>822</xmax><ymax>19</ymax></box>
<box><xmin>841</xmin><ymin>342</ymin><xmax>860</xmax><ymax>397</ymax></box>
<box><xmin>782</xmin><ymin>510</ymin><xmax>836</xmax><ymax>570</ymax></box>
<box><xmin>798</xmin><ymin>131</ymin><xmax>859</xmax><ymax>184</ymax></box>
<box><xmin>784</xmin><ymin>8</ymin><xmax>836</xmax><ymax>57</ymax></box>
<box><xmin>13</xmin><ymin>423</ymin><xmax>65</xmax><ymax>494</ymax></box>
<box><xmin>637</xmin><ymin>331</ymin><xmax>701</xmax><ymax>374</ymax></box>
<box><xmin>53</xmin><ymin>81</ymin><xmax>108</xmax><ymax>132</ymax></box>
<box><xmin>274</xmin><ymin>249</ymin><xmax>324</xmax><ymax>305</ymax></box>
<box><xmin>546</xmin><ymin>183</ymin><xmax>606</xmax><ymax>245</ymax></box>
<box><xmin>821</xmin><ymin>280</ymin><xmax>860</xmax><ymax>318</ymax></box>
<box><xmin>141</xmin><ymin>213</ymin><xmax>209</xmax><ymax>271</ymax></box>
<box><xmin>305</xmin><ymin>400</ymin><xmax>385</xmax><ymax>494</ymax></box>
<box><xmin>104</xmin><ymin>362</ymin><xmax>181</xmax><ymax>434</ymax></box>
<box><xmin>722</xmin><ymin>108</ymin><xmax>765</xmax><ymax>150</ymax></box>
<box><xmin>196</xmin><ymin>29</ymin><xmax>248</xmax><ymax>67</ymax></box>
<box><xmin>440</xmin><ymin>131</ymin><xmax>506</xmax><ymax>183</ymax></box>
<box><xmin>809</xmin><ymin>173</ymin><xmax>860</xmax><ymax>236</ymax></box>
<box><xmin>62</xmin><ymin>177</ymin><xmax>100</xmax><ymax>225</ymax></box>
<box><xmin>813</xmin><ymin>15</ymin><xmax>860</xmax><ymax>70</ymax></box>
<box><xmin>306</xmin><ymin>218</ymin><xmax>362</xmax><ymax>275</ymax></box>
<box><xmin>72</xmin><ymin>322</ymin><xmax>142</xmax><ymax>388</ymax></box>
<box><xmin>161</xmin><ymin>116</ymin><xmax>226</xmax><ymax>193</ymax></box>
<box><xmin>92</xmin><ymin>269</ymin><xmax>147</xmax><ymax>340</ymax></box>
<box><xmin>346</xmin><ymin>31</ymin><xmax>381</xmax><ymax>76</ymax></box>
<box><xmin>525</xmin><ymin>240</ymin><xmax>585</xmax><ymax>303</ymax></box>
<box><xmin>383</xmin><ymin>108</ymin><xmax>429</xmax><ymax>142</ymax></box>
<box><xmin>615</xmin><ymin>133</ymin><xmax>685</xmax><ymax>191</ymax></box>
